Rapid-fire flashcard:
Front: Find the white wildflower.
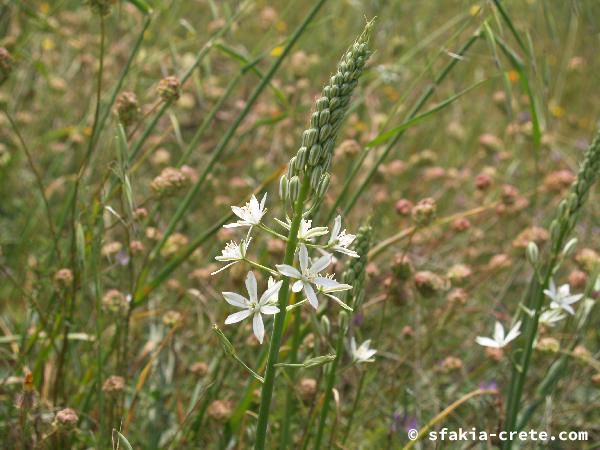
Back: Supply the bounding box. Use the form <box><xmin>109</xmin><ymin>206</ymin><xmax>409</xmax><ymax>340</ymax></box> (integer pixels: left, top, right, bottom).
<box><xmin>212</xmin><ymin>238</ymin><xmax>251</xmax><ymax>275</ymax></box>
<box><xmin>543</xmin><ymin>279</ymin><xmax>583</xmax><ymax>316</ymax></box>
<box><xmin>276</xmin><ymin>245</ymin><xmax>350</xmax><ymax>309</ymax></box>
<box><xmin>475</xmin><ymin>321</ymin><xmax>522</xmax><ymax>349</ymax></box>
<box><xmin>224</xmin><ymin>193</ymin><xmax>267</xmax><ymax>229</ymax></box>
<box><xmin>328</xmin><ymin>215</ymin><xmax>358</xmax><ymax>257</ymax></box>
<box><xmin>222</xmin><ymin>272</ymin><xmax>282</xmax><ymax>344</ymax></box>
<box><xmin>538</xmin><ymin>309</ymin><xmax>566</xmax><ymax>327</ymax></box>
<box><xmin>275</xmin><ymin>217</ymin><xmax>328</xmax><ymax>241</ymax></box>
<box><xmin>350</xmin><ymin>337</ymin><xmax>377</xmax><ymax>363</ymax></box>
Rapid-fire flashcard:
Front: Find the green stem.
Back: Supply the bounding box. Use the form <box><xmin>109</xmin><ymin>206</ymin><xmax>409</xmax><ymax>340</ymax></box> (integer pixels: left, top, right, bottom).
<box><xmin>314</xmin><ymin>318</ymin><xmax>346</xmax><ymax>449</ymax></box>
<box><xmin>254</xmin><ymin>177</ymin><xmax>311</xmax><ymax>450</ymax></box>
<box><xmin>342</xmin><ymin>369</ymin><xmax>366</xmax><ymax>445</ymax></box>
<box><xmin>278</xmin><ymin>296</ymin><xmax>303</xmax><ymax>449</ymax></box>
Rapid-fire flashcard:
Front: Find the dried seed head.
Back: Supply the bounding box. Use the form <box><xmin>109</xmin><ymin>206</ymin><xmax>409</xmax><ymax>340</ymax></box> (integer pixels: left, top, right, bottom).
<box><xmin>102</xmin><ymin>375</ymin><xmax>125</xmax><ymax>393</ymax></box>
<box><xmin>392</xmin><ymin>254</ymin><xmax>413</xmax><ymax>281</ymax></box>
<box><xmin>411</xmin><ymin>198</ymin><xmax>437</xmax><ymax>227</ymax></box>
<box><xmin>151</xmin><ymin>167</ymin><xmax>189</xmax><ymax>194</ymax></box>
<box><xmin>54</xmin><ymin>408</ymin><xmax>79</xmax><ymax>428</ymax></box>
<box><xmin>446</xmin><ymin>264</ymin><xmax>472</xmax><ymax>286</ymax></box>
<box><xmin>189</xmin><ymin>361</ymin><xmax>209</xmax><ymax>377</ymax></box>
<box><xmin>102</xmin><ymin>289</ymin><xmax>128</xmax><ymax>314</ymax></box>
<box><xmin>161</xmin><ymin>233</ymin><xmax>189</xmax><ymax>258</ymax></box>
<box><xmin>0</xmin><ymin>47</ymin><xmax>13</xmax><ymax>85</ymax></box>
<box><xmin>89</xmin><ymin>0</ymin><xmax>115</xmax><ymax>16</ymax></box>
<box><xmin>157</xmin><ymin>76</ymin><xmax>181</xmax><ymax>102</ymax></box>
<box><xmin>447</xmin><ymin>288</ymin><xmax>468</xmax><ymax>305</ymax></box>
<box><xmin>512</xmin><ymin>226</ymin><xmax>549</xmax><ymax>249</ymax></box>
<box><xmin>162</xmin><ymin>310</ymin><xmax>183</xmax><ymax>327</ymax></box>
<box><xmin>394</xmin><ymin>199</ymin><xmax>413</xmax><ymax>216</ymax></box>
<box><xmin>414</xmin><ymin>271</ymin><xmax>448</xmax><ymax>297</ymax></box>
<box><xmin>536</xmin><ymin>337</ymin><xmax>560</xmax><ymax>353</ymax></box>
<box><xmin>207</xmin><ymin>400</ymin><xmax>233</xmax><ymax>422</ymax></box>
<box><xmin>53</xmin><ymin>268</ymin><xmax>74</xmax><ymax>289</ymax></box>
<box><xmin>296</xmin><ymin>377</ymin><xmax>318</xmax><ymax>403</ymax></box>
<box><xmin>575</xmin><ymin>248</ymin><xmax>600</xmax><ymax>273</ymax></box>
<box><xmin>441</xmin><ymin>356</ymin><xmax>463</xmax><ymax>372</ymax></box>
<box><xmin>115</xmin><ymin>91</ymin><xmax>140</xmax><ymax>127</ymax></box>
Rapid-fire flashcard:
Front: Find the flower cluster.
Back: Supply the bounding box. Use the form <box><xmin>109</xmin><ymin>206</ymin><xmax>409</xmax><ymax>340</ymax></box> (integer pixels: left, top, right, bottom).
<box><xmin>213</xmin><ymin>193</ymin><xmax>360</xmax><ymax>343</ymax></box>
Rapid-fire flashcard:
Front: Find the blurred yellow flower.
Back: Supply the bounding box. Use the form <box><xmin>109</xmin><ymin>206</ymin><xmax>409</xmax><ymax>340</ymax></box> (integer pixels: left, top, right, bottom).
<box><xmin>271</xmin><ymin>46</ymin><xmax>284</xmax><ymax>57</ymax></box>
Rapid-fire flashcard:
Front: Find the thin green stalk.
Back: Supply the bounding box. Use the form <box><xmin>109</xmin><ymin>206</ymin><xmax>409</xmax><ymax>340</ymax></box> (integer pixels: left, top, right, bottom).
<box><xmin>254</xmin><ymin>177</ymin><xmax>311</xmax><ymax>450</ymax></box>
<box><xmin>342</xmin><ymin>369</ymin><xmax>366</xmax><ymax>445</ymax></box>
<box><xmin>503</xmin><ymin>129</ymin><xmax>600</xmax><ymax>448</ymax></box>
<box><xmin>313</xmin><ymin>315</ymin><xmax>346</xmax><ymax>449</ymax></box>
<box><xmin>277</xmin><ymin>296</ymin><xmax>303</xmax><ymax>450</ymax></box>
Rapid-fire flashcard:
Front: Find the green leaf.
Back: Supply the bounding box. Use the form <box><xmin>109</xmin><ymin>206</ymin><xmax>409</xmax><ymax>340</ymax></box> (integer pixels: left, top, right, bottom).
<box><xmin>126</xmin><ymin>0</ymin><xmax>152</xmax><ymax>14</ymax></box>
<box><xmin>366</xmin><ymin>79</ymin><xmax>489</xmax><ymax>148</ymax></box>
<box><xmin>113</xmin><ymin>430</ymin><xmax>134</xmax><ymax>450</ymax></box>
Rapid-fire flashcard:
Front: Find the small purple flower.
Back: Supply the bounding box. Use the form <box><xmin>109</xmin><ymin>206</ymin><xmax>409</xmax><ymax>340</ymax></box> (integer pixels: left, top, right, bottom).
<box><xmin>116</xmin><ymin>250</ymin><xmax>130</xmax><ymax>266</ymax></box>
<box><xmin>353</xmin><ymin>312</ymin><xmax>364</xmax><ymax>327</ymax></box>
<box><xmin>391</xmin><ymin>411</ymin><xmax>418</xmax><ymax>434</ymax></box>
<box><xmin>479</xmin><ymin>380</ymin><xmax>498</xmax><ymax>391</ymax></box>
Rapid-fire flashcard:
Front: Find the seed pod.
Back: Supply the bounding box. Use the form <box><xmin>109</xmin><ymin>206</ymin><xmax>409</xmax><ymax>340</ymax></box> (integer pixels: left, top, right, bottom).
<box><xmin>319</xmin><ymin>124</ymin><xmax>332</xmax><ymax>142</ymax></box>
<box><xmin>318</xmin><ymin>109</ymin><xmax>330</xmax><ymax>127</ymax></box>
<box><xmin>317</xmin><ymin>173</ymin><xmax>331</xmax><ymax>198</ymax></box>
<box><xmin>296</xmin><ymin>146</ymin><xmax>308</xmax><ymax>168</ymax></box>
<box><xmin>308</xmin><ymin>144</ymin><xmax>322</xmax><ymax>166</ymax></box>
<box><xmin>310</xmin><ymin>166</ymin><xmax>323</xmax><ymax>190</ymax></box>
<box><xmin>302</xmin><ymin>129</ymin><xmax>318</xmax><ymax>148</ymax></box>
<box><xmin>289</xmin><ymin>176</ymin><xmax>300</xmax><ymax>202</ymax></box>
<box><xmin>316</xmin><ymin>97</ymin><xmax>329</xmax><ymax>111</ymax></box>
<box><xmin>279</xmin><ymin>174</ymin><xmax>288</xmax><ymax>200</ymax></box>
<box><xmin>310</xmin><ymin>112</ymin><xmax>320</xmax><ymax>128</ymax></box>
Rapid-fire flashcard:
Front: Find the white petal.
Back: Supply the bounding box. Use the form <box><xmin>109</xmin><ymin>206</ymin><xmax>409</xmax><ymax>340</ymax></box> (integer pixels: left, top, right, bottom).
<box><xmin>223</xmin><ymin>222</ymin><xmax>243</xmax><ymax>228</ymax></box>
<box><xmin>260</xmin><ymin>193</ymin><xmax>267</xmax><ymax>209</ymax></box>
<box><xmin>311</xmin><ymin>254</ymin><xmax>332</xmax><ymax>273</ymax></box>
<box><xmin>493</xmin><ymin>321</ymin><xmax>505</xmax><ymax>343</ymax></box>
<box><xmin>331</xmin><ymin>216</ymin><xmax>342</xmax><ymax>242</ymax></box>
<box><xmin>253</xmin><ymin>313</ymin><xmax>265</xmax><ymax>344</ymax></box>
<box><xmin>222</xmin><ymin>292</ymin><xmax>248</xmax><ymax>308</ymax></box>
<box><xmin>315</xmin><ymin>277</ymin><xmax>350</xmax><ymax>290</ymax></box>
<box><xmin>299</xmin><ymin>245</ymin><xmax>309</xmax><ymax>273</ymax></box>
<box><xmin>260</xmin><ymin>305</ymin><xmax>280</xmax><ymax>315</ymax></box>
<box><xmin>475</xmin><ymin>337</ymin><xmax>500</xmax><ymax>348</ymax></box>
<box><xmin>504</xmin><ymin>321</ymin><xmax>521</xmax><ymax>343</ymax></box>
<box><xmin>231</xmin><ymin>205</ymin><xmax>246</xmax><ymax>219</ymax></box>
<box><xmin>277</xmin><ymin>264</ymin><xmax>302</xmax><ymax>279</ymax></box>
<box><xmin>225</xmin><ymin>309</ymin><xmax>252</xmax><ymax>324</ymax></box>
<box><xmin>245</xmin><ymin>272</ymin><xmax>258</xmax><ymax>302</ymax></box>
<box><xmin>335</xmin><ymin>246</ymin><xmax>359</xmax><ymax>258</ymax></box>
<box><xmin>304</xmin><ymin>282</ymin><xmax>319</xmax><ymax>309</ymax></box>
<box><xmin>292</xmin><ymin>280</ymin><xmax>304</xmax><ymax>292</ymax></box>
<box><xmin>259</xmin><ymin>280</ymin><xmax>283</xmax><ymax>305</ymax></box>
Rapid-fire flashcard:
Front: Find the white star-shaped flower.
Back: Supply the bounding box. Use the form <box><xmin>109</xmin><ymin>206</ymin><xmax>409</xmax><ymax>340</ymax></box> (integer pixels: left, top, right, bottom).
<box><xmin>538</xmin><ymin>309</ymin><xmax>566</xmax><ymax>327</ymax></box>
<box><xmin>222</xmin><ymin>271</ymin><xmax>282</xmax><ymax>344</ymax></box>
<box><xmin>475</xmin><ymin>321</ymin><xmax>522</xmax><ymax>349</ymax></box>
<box><xmin>224</xmin><ymin>193</ymin><xmax>267</xmax><ymax>229</ymax></box>
<box><xmin>328</xmin><ymin>215</ymin><xmax>358</xmax><ymax>258</ymax></box>
<box><xmin>350</xmin><ymin>337</ymin><xmax>377</xmax><ymax>363</ymax></box>
<box><xmin>543</xmin><ymin>279</ymin><xmax>583</xmax><ymax>316</ymax></box>
<box><xmin>276</xmin><ymin>245</ymin><xmax>349</xmax><ymax>309</ymax></box>
<box><xmin>212</xmin><ymin>238</ymin><xmax>251</xmax><ymax>275</ymax></box>
<box><xmin>275</xmin><ymin>217</ymin><xmax>329</xmax><ymax>241</ymax></box>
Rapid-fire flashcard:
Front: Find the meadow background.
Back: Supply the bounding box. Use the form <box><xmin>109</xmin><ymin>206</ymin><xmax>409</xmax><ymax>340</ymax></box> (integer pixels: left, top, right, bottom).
<box><xmin>0</xmin><ymin>0</ymin><xmax>599</xmax><ymax>448</ymax></box>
